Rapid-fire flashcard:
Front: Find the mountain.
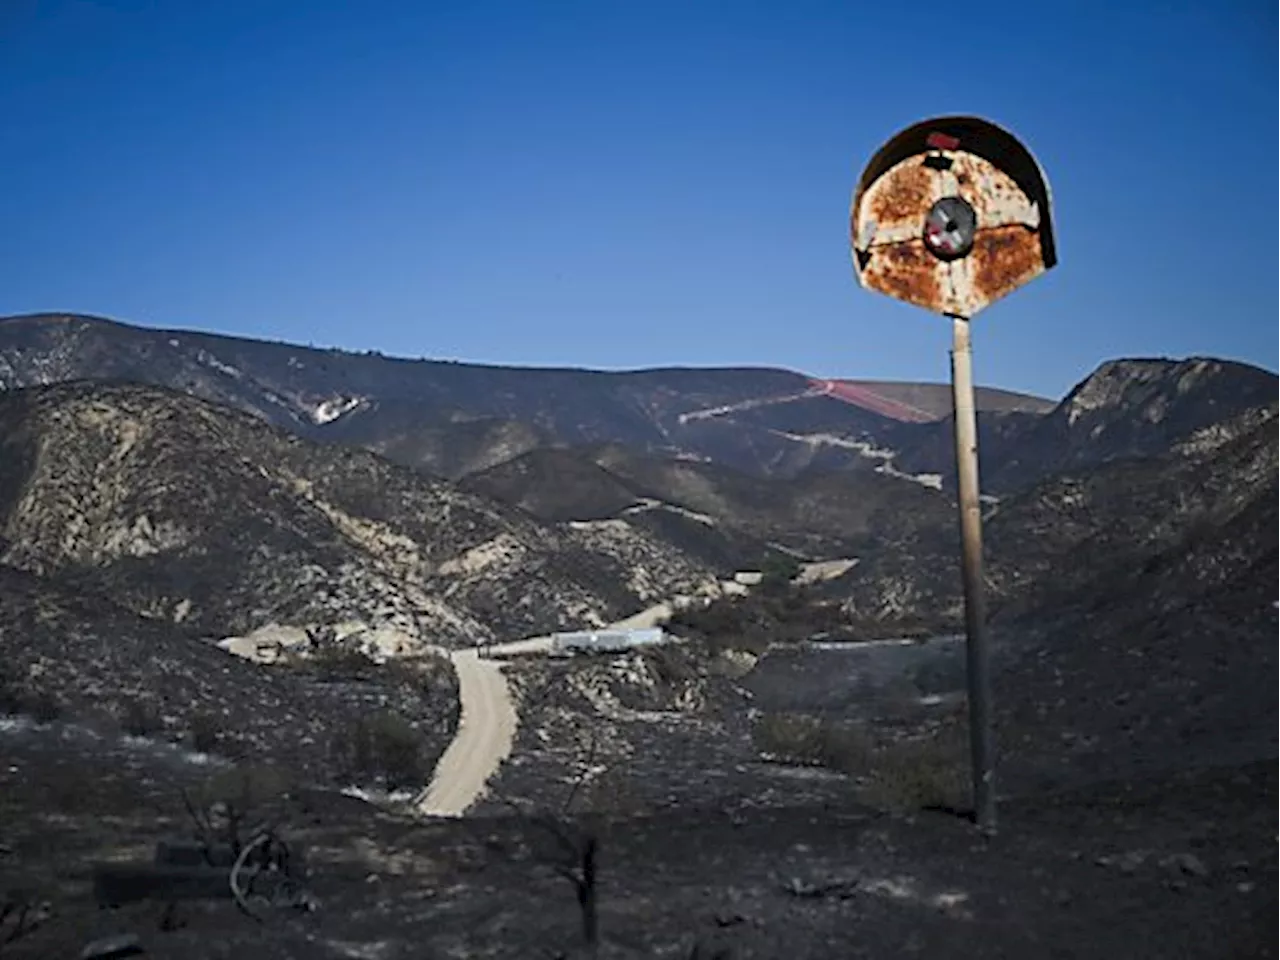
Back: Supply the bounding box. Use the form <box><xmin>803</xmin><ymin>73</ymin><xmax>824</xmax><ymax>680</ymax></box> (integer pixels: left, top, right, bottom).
<box><xmin>887</xmin><ymin>357</ymin><xmax>1279</xmax><ymax>494</ymax></box>
<box><xmin>460</xmin><ymin>441</ymin><xmax>957</xmax><ymax>565</ymax></box>
<box><xmin>0</xmin><ymin>381</ymin><xmax>725</xmax><ymax>649</ymax></box>
<box><xmin>459</xmin><ymin>447</ymin><xmax>645</xmax><ymax>523</ymax></box>
<box><xmin>824</xmin><ymin>399</ymin><xmax>1279</xmax><ymax>635</ymax></box>
<box><xmin>2</xmin><ymin>314</ymin><xmax>1272</xmax><ymax>616</ymax></box>
<box><xmin>0</xmin><ymin>313</ymin><xmax>1050</xmax><ymax>480</ymax></box>
<box><xmin>6</xmin><ymin>315</ymin><xmax>1270</xmax><ymax>508</ymax></box>
<box><xmin>692</xmin><ymin>392</ymin><xmax>1279</xmax><ymax>792</ymax></box>
<box><xmin>990</xmin><ymin>402</ymin><xmax>1279</xmax><ymax>787</ymax></box>
<box><xmin>587</xmin><ymin>443</ymin><xmax>952</xmax><ymax>558</ymax></box>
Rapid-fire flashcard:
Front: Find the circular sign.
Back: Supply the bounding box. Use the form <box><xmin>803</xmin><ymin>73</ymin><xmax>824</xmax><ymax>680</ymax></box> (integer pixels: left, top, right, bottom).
<box><xmin>923</xmin><ymin>196</ymin><xmax>977</xmax><ymax>261</ymax></box>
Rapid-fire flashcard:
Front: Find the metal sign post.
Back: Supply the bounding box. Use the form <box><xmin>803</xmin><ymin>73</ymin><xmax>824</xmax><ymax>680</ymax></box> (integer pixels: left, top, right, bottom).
<box><xmin>850</xmin><ymin>116</ymin><xmax>1057</xmax><ymax>833</ymax></box>
<box><xmin>949</xmin><ymin>313</ymin><xmax>995</xmax><ymax>829</ymax></box>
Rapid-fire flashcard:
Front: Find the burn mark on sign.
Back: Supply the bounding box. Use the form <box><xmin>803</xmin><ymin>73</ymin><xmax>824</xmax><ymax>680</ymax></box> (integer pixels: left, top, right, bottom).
<box><xmin>970</xmin><ymin>226</ymin><xmax>1044</xmax><ymax>306</ymax></box>
<box><xmin>866</xmin><ymin>161</ymin><xmax>934</xmax><ymax>228</ymax></box>
<box><xmin>863</xmin><ymin>240</ymin><xmax>941</xmax><ymax>308</ymax></box>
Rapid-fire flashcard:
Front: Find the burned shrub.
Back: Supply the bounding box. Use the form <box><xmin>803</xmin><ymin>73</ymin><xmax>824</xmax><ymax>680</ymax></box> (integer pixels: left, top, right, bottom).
<box><xmin>0</xmin><ymin>667</ymin><xmax>61</xmax><ymax>722</ymax></box>
<box><xmin>752</xmin><ymin>713</ymin><xmax>874</xmax><ymax>772</ymax></box>
<box><xmin>383</xmin><ymin>653</ymin><xmax>456</xmax><ymax>699</ymax></box>
<box><xmin>310</xmin><ymin>644</ymin><xmax>378</xmax><ymax>682</ymax></box>
<box><xmin>643</xmin><ymin>645</ymin><xmax>697</xmax><ymax>688</ymax></box>
<box><xmin>759</xmin><ymin>552</ymin><xmax>803</xmax><ymax>592</ymax></box>
<box><xmin>752</xmin><ymin>711</ymin><xmax>969</xmax><ymax>814</ymax></box>
<box><xmin>0</xmin><ymin>885</ymin><xmax>49</xmax><ymax>951</ymax></box>
<box><xmin>120</xmin><ymin>697</ymin><xmax>164</xmax><ymax>737</ymax></box>
<box><xmin>186</xmin><ymin>763</ymin><xmax>295</xmax><ymax>845</ymax></box>
<box><xmin>671</xmin><ymin>588</ymin><xmax>847</xmax><ymax>655</ymax></box>
<box><xmin>859</xmin><ymin>734</ymin><xmax>971</xmax><ymax>815</ymax></box>
<box><xmin>331</xmin><ymin>710</ymin><xmax>425</xmax><ymax>791</ymax></box>
<box><xmin>752</xmin><ymin>712</ymin><xmax>826</xmax><ymax>763</ymax></box>
<box><xmin>187</xmin><ymin>711</ymin><xmax>226</xmax><ymax>754</ymax></box>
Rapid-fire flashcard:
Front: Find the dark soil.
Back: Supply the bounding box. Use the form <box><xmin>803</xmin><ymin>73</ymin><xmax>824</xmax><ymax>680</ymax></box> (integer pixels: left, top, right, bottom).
<box><xmin>1</xmin><ymin>718</ymin><xmax>1274</xmax><ymax>960</ymax></box>
<box><xmin>0</xmin><ymin>564</ymin><xmax>461</xmax><ymax>787</ymax></box>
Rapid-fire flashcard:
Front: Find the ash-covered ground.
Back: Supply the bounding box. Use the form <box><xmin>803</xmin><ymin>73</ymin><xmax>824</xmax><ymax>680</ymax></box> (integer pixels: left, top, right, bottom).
<box><xmin>1</xmin><ymin>711</ymin><xmax>1273</xmax><ymax>960</ymax></box>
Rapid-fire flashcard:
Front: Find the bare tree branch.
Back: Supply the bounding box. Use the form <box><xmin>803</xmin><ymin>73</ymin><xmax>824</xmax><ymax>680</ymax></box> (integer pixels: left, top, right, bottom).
<box><xmin>470</xmin><ymin>669</ymin><xmax>610</xmax><ymax>953</ymax></box>
<box><xmin>0</xmin><ymin>892</ymin><xmax>46</xmax><ymax>951</ymax></box>
<box><xmin>180</xmin><ymin>787</ymin><xmax>216</xmax><ymax>858</ymax></box>
<box><xmin>559</xmin><ymin>725</ymin><xmax>599</xmax><ymax>816</ymax></box>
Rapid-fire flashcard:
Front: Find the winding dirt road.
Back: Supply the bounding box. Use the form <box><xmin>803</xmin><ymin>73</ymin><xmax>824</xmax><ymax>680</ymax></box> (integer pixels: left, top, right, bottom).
<box><xmin>415</xmin><ymin>649</ymin><xmax>517</xmax><ymax>817</ymax></box>
<box><xmin>415</xmin><ymin>577</ymin><xmax>761</xmax><ymax>817</ymax></box>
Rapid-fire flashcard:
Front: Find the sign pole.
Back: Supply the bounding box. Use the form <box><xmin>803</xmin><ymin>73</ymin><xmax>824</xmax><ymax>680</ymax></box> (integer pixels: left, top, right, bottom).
<box><xmin>851</xmin><ymin>116</ymin><xmax>1057</xmax><ymax>833</ymax></box>
<box><xmin>949</xmin><ymin>314</ymin><xmax>996</xmax><ymax>833</ymax></box>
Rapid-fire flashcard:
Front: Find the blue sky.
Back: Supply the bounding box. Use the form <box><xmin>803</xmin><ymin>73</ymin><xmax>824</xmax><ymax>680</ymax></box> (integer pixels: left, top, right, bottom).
<box><xmin>1</xmin><ymin>0</ymin><xmax>1275</xmax><ymax>398</ymax></box>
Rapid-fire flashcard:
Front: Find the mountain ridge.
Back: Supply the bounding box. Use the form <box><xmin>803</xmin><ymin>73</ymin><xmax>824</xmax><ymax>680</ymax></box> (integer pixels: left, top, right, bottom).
<box><xmin>2</xmin><ymin>312</ymin><xmax>1274</xmax><ymax>515</ymax></box>
<box><xmin>0</xmin><ymin>312</ymin><xmax>1053</xmax><ymax>396</ymax></box>
<box><xmin>0</xmin><ymin>312</ymin><xmax>1051</xmax><ymax>481</ymax></box>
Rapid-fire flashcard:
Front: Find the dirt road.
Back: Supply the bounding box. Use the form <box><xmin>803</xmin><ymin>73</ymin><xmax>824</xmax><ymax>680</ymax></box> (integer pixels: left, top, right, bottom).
<box><xmin>415</xmin><ymin>581</ymin><xmax>752</xmax><ymax>816</ymax></box>
<box><xmin>415</xmin><ymin>649</ymin><xmax>517</xmax><ymax>817</ymax></box>
<box><xmin>414</xmin><ymin>608</ymin><xmax>678</xmax><ymax>816</ymax></box>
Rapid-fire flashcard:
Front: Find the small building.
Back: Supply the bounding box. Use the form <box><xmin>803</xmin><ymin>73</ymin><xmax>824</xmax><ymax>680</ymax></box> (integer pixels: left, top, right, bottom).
<box><xmin>549</xmin><ymin>627</ymin><xmax>666</xmax><ymax>657</ymax></box>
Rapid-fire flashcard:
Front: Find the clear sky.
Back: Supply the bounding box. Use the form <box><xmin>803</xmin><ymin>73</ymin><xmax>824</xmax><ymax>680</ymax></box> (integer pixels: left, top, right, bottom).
<box><xmin>1</xmin><ymin>0</ymin><xmax>1275</xmax><ymax>399</ymax></box>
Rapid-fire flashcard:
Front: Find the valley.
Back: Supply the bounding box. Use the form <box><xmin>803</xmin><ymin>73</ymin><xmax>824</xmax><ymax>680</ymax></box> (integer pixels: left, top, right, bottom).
<box><xmin>0</xmin><ymin>315</ymin><xmax>1275</xmax><ymax>959</ymax></box>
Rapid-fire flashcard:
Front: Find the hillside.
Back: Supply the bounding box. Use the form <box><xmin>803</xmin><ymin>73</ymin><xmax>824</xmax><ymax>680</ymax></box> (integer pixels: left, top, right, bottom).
<box><xmin>999</xmin><ymin>401</ymin><xmax>1278</xmax><ymax>782</ymax></box>
<box><xmin>460</xmin><ymin>440</ymin><xmax>955</xmax><ymax>562</ymax></box>
<box><xmin>460</xmin><ymin>447</ymin><xmax>644</xmax><ymax>522</ymax></box>
<box><xmin>0</xmin><ymin>564</ymin><xmax>461</xmax><ymax>785</ymax></box>
<box><xmin>887</xmin><ymin>357</ymin><xmax>1279</xmax><ymax>494</ymax></box>
<box><xmin>8</xmin><ymin>316</ymin><xmax>1272</xmax><ymax>508</ymax></box>
<box><xmin>0</xmin><ymin>312</ymin><xmax>1050</xmax><ymax>479</ymax></box>
<box><xmin>821</xmin><ymin>400</ymin><xmax>1278</xmax><ymax>631</ymax></box>
<box><xmin>322</xmin><ymin>402</ymin><xmax>554</xmax><ymax>480</ymax></box>
<box><xmin>0</xmin><ymin>381</ymin><xmax>722</xmax><ymax>648</ymax></box>
<box><xmin>764</xmin><ymin>398</ymin><xmax>1279</xmax><ymax>788</ymax></box>
<box><xmin>591</xmin><ymin>443</ymin><xmax>953</xmax><ymax>558</ymax></box>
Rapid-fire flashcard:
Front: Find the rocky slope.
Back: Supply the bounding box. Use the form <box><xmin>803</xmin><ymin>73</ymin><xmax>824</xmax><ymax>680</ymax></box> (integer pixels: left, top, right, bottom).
<box><xmin>0</xmin><ymin>563</ymin><xmax>460</xmax><ymax>786</ymax></box>
<box><xmin>0</xmin><ymin>381</ymin><xmax>722</xmax><ymax>649</ymax></box>
<box><xmin>823</xmin><ymin>400</ymin><xmax>1278</xmax><ymax>632</ymax></box>
<box><xmin>888</xmin><ymin>357</ymin><xmax>1279</xmax><ymax>494</ymax></box>
<box><xmin>726</xmin><ymin>397</ymin><xmax>1279</xmax><ymax>794</ymax></box>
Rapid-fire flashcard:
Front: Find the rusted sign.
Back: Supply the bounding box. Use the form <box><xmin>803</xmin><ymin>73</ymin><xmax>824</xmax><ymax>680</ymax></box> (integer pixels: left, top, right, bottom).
<box><xmin>851</xmin><ymin>116</ymin><xmax>1056</xmax><ymax>318</ymax></box>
